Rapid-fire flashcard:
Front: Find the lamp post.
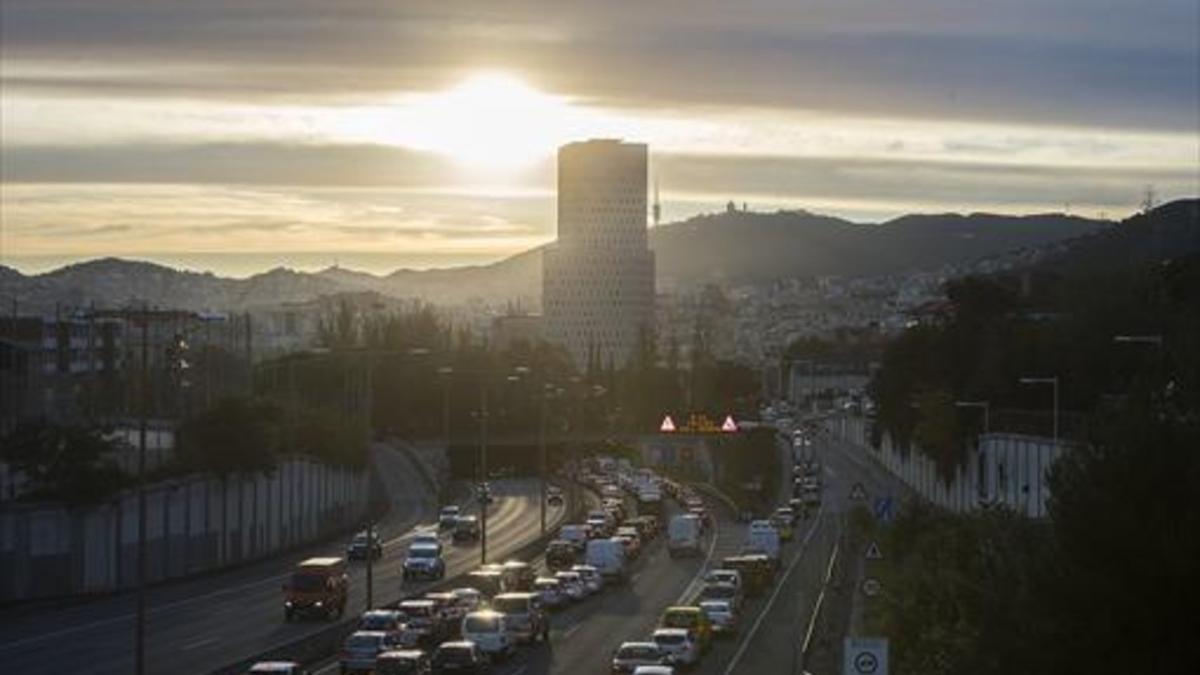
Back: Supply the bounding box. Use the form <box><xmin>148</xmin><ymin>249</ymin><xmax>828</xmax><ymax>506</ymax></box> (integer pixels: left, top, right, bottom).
<box><xmin>438</xmin><ymin>366</ymin><xmax>454</xmax><ymax>449</ymax></box>
<box><xmin>1018</xmin><ymin>377</ymin><xmax>1058</xmax><ymax>446</ymax></box>
<box><xmin>478</xmin><ymin>377</ymin><xmax>489</xmax><ymax>565</ymax></box>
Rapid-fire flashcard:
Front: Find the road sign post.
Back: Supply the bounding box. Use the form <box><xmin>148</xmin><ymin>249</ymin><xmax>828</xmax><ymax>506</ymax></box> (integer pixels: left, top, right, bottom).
<box><xmin>843</xmin><ymin>637</ymin><xmax>889</xmax><ymax>675</ymax></box>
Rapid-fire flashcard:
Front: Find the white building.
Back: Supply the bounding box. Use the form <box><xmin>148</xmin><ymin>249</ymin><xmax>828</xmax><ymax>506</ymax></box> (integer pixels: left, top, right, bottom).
<box><xmin>543</xmin><ymin>139</ymin><xmax>655</xmax><ymax>368</ymax></box>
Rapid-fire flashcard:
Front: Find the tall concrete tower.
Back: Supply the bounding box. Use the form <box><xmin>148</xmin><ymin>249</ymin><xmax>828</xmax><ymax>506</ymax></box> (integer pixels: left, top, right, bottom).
<box><xmin>543</xmin><ymin>139</ymin><xmax>655</xmax><ymax>369</ymax></box>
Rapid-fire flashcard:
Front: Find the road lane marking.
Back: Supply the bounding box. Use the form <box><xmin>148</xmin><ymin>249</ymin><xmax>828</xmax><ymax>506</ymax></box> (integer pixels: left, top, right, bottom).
<box><xmin>722</xmin><ymin>500</ymin><xmax>827</xmax><ymax>675</ymax></box>
<box><xmin>180</xmin><ymin>636</ymin><xmax>219</xmax><ymax>651</ymax></box>
<box><xmin>561</xmin><ymin>624</ymin><xmax>581</xmax><ymax>639</ymax></box>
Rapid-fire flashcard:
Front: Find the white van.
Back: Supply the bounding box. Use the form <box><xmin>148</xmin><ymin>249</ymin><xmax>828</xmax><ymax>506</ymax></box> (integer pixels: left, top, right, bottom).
<box><xmin>668</xmin><ymin>514</ymin><xmax>703</xmax><ymax>558</ymax></box>
<box><xmin>461</xmin><ymin>610</ymin><xmax>516</xmax><ymax>659</ymax></box>
<box><xmin>585</xmin><ymin>538</ymin><xmax>628</xmax><ymax>583</ymax></box>
<box><xmin>745</xmin><ymin>520</ymin><xmax>781</xmax><ymax>561</ymax></box>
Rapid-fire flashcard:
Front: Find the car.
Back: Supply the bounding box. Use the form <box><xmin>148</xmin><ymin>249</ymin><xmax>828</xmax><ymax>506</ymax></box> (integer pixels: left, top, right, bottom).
<box><xmin>375</xmin><ymin>650</ymin><xmax>432</xmax><ymax>675</ymax></box>
<box><xmin>546</xmin><ymin>539</ymin><xmax>578</xmax><ymax>571</ymax></box>
<box><xmin>698</xmin><ymin>600</ymin><xmax>739</xmax><ymax>636</ymax></box>
<box><xmin>553</xmin><ymin>570</ymin><xmax>587</xmax><ymax>601</ymax></box>
<box><xmin>422</xmin><ymin>593</ymin><xmax>460</xmax><ymax>633</ymax></box>
<box><xmin>500</xmin><ymin>560</ymin><xmax>536</xmax><ymax>591</ymax></box>
<box><xmin>431</xmin><ymin>641</ymin><xmax>487</xmax><ymax>674</ymax></box>
<box><xmin>698</xmin><ymin>582</ymin><xmax>742</xmax><ymax>611</ymax></box>
<box><xmin>659</xmin><ymin>606</ymin><xmax>713</xmax><ymax>650</ymax></box>
<box><xmin>404</xmin><ymin>543</ymin><xmax>446</xmax><ymax>581</ymax></box>
<box><xmin>631</xmin><ymin>667</ymin><xmax>676</xmax><ymax>675</ymax></box>
<box><xmin>614</xmin><ymin>532</ymin><xmax>641</xmax><ymax>559</ymax></box>
<box><xmin>449</xmin><ymin>587</ymin><xmax>484</xmax><ymax>615</ymax></box>
<box><xmin>248</xmin><ymin>662</ymin><xmax>310</xmax><ymax>675</ymax></box>
<box><xmin>611</xmin><ymin>641</ymin><xmax>667</xmax><ymax>674</ymax></box>
<box><xmin>339</xmin><ymin>630</ymin><xmax>400</xmax><ymax>674</ymax></box>
<box><xmin>398</xmin><ymin>600</ymin><xmax>442</xmax><ymax>645</ymax></box>
<box><xmin>347</xmin><ymin>531</ymin><xmax>384</xmax><ymax>560</ymax></box>
<box><xmin>532</xmin><ymin>576</ymin><xmax>568</xmax><ymax>609</ymax></box>
<box><xmin>438</xmin><ymin>506</ymin><xmax>462</xmax><ymax>530</ymax></box>
<box><xmin>559</xmin><ymin>524</ymin><xmax>592</xmax><ymax>551</ymax></box>
<box><xmin>460</xmin><ymin>610</ymin><xmax>516</xmax><ymax>660</ymax></box>
<box><xmin>547</xmin><ymin>486</ymin><xmax>564</xmax><ymax>506</ymax></box>
<box><xmin>453</xmin><ymin>516</ymin><xmax>480</xmax><ymax>542</ymax></box>
<box><xmin>359</xmin><ymin>609</ymin><xmax>405</xmax><ymax>638</ymax></box>
<box><xmin>651</xmin><ymin>628</ymin><xmax>701</xmax><ymax>667</ymax></box>
<box><xmin>464</xmin><ymin>569</ymin><xmax>506</xmax><ymax>598</ymax></box>
<box><xmin>476</xmin><ymin>483</ymin><xmax>494</xmax><ymax>505</ymax></box>
<box><xmin>570</xmin><ymin>564</ymin><xmax>604</xmax><ymax>594</ymax></box>
<box><xmin>491</xmin><ymin>592</ymin><xmax>550</xmax><ymax>643</ymax></box>
<box><xmin>414</xmin><ymin>531</ymin><xmax>444</xmax><ymax>555</ymax></box>
<box><xmin>703</xmin><ymin>569</ymin><xmax>742</xmax><ymax>595</ymax></box>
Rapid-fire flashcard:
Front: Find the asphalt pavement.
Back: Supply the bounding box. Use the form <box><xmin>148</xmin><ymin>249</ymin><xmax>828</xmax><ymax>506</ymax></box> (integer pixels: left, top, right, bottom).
<box><xmin>0</xmin><ymin>445</ymin><xmax>563</xmax><ymax>675</ymax></box>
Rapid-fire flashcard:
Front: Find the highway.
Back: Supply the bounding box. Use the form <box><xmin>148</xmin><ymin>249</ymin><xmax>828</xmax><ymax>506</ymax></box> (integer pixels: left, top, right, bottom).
<box><xmin>464</xmin><ymin>418</ymin><xmax>908</xmax><ymax>675</ymax></box>
<box><xmin>0</xmin><ymin>444</ymin><xmax>566</xmax><ymax>675</ymax></box>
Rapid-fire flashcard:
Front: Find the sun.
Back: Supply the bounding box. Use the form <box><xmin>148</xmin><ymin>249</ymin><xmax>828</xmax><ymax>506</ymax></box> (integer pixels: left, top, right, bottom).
<box><xmin>385</xmin><ymin>72</ymin><xmax>583</xmax><ymax>170</ymax></box>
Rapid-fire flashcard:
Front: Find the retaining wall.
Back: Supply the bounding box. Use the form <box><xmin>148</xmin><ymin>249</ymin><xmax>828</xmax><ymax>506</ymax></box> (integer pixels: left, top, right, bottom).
<box><xmin>0</xmin><ymin>459</ymin><xmax>368</xmax><ymax>602</ymax></box>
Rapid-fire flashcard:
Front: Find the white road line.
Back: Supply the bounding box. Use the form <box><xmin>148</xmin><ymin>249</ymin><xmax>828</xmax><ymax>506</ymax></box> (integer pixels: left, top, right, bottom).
<box><xmin>722</xmin><ymin>500</ymin><xmax>827</xmax><ymax>675</ymax></box>
<box><xmin>180</xmin><ymin>636</ymin><xmax>219</xmax><ymax>652</ymax></box>
<box><xmin>510</xmin><ymin>666</ymin><xmax>529</xmax><ymax>675</ymax></box>
<box><xmin>561</xmin><ymin>624</ymin><xmax>581</xmax><ymax>639</ymax></box>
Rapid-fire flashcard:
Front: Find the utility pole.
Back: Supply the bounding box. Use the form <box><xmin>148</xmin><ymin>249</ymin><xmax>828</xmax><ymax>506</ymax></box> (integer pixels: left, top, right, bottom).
<box><xmin>364</xmin><ymin>356</ymin><xmax>374</xmax><ymax>610</ymax></box>
<box><xmin>539</xmin><ymin>383</ymin><xmax>548</xmax><ymax>535</ymax></box>
<box><xmin>136</xmin><ymin>310</ymin><xmax>148</xmax><ymax>675</ymax></box>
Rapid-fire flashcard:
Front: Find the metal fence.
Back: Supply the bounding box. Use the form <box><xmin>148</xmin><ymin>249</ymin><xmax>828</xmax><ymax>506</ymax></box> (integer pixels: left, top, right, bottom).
<box><xmin>0</xmin><ymin>458</ymin><xmax>367</xmax><ymax>602</ymax></box>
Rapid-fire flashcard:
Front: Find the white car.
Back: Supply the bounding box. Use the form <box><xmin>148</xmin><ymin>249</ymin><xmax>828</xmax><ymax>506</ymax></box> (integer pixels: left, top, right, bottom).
<box><xmin>461</xmin><ymin>610</ymin><xmax>516</xmax><ymax>660</ymax></box>
<box><xmin>699</xmin><ymin>599</ymin><xmax>739</xmax><ymax>635</ymax></box>
<box><xmin>438</xmin><ymin>505</ymin><xmax>461</xmax><ymax>529</ymax></box>
<box><xmin>449</xmin><ymin>587</ymin><xmax>483</xmax><ymax>614</ymax></box>
<box><xmin>611</xmin><ymin>642</ymin><xmax>667</xmax><ymax>674</ymax></box>
<box><xmin>533</xmin><ymin>576</ymin><xmax>568</xmax><ymax>608</ymax></box>
<box><xmin>412</xmin><ymin>531</ymin><xmax>443</xmax><ymax>555</ymax></box>
<box><xmin>553</xmin><ymin>571</ymin><xmax>587</xmax><ymax>601</ymax></box>
<box><xmin>570</xmin><ymin>564</ymin><xmax>604</xmax><ymax>594</ymax></box>
<box><xmin>652</xmin><ymin>628</ymin><xmax>700</xmax><ymax>667</ymax></box>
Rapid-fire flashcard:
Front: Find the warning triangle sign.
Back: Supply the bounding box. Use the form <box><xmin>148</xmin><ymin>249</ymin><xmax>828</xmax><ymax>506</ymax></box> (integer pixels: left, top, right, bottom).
<box><xmin>721</xmin><ymin>415</ymin><xmax>738</xmax><ymax>432</ymax></box>
<box><xmin>660</xmin><ymin>415</ymin><xmax>677</xmax><ymax>432</ymax></box>
<box><xmin>865</xmin><ymin>541</ymin><xmax>883</xmax><ymax>560</ymax></box>
<box><xmin>849</xmin><ymin>482</ymin><xmax>868</xmax><ymax>501</ymax></box>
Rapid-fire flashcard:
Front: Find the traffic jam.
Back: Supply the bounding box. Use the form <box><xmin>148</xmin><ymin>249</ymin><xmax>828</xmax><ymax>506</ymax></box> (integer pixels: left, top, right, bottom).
<box><xmin>251</xmin><ymin>423</ymin><xmax>824</xmax><ymax>675</ymax></box>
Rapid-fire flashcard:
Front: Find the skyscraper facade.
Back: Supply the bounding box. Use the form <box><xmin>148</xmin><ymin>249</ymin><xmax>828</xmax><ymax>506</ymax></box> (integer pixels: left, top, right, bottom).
<box><xmin>543</xmin><ymin>139</ymin><xmax>655</xmax><ymax>369</ymax></box>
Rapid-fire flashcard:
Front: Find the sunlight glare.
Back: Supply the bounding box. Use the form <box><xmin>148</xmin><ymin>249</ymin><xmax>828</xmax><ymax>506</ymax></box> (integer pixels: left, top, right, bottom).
<box><xmin>385</xmin><ymin>72</ymin><xmax>584</xmax><ymax>170</ymax></box>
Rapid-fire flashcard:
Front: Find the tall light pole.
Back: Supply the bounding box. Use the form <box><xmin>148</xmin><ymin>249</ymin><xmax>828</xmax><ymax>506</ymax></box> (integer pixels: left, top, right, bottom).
<box><xmin>478</xmin><ymin>377</ymin><xmax>489</xmax><ymax>565</ymax></box>
<box><xmin>1018</xmin><ymin>377</ymin><xmax>1058</xmax><ymax>446</ymax></box>
<box><xmin>438</xmin><ymin>366</ymin><xmax>453</xmax><ymax>450</ymax></box>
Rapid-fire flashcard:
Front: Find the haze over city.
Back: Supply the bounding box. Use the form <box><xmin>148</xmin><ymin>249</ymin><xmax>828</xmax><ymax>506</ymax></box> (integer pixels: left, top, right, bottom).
<box><xmin>2</xmin><ymin>0</ymin><xmax>1197</xmax><ymax>275</ymax></box>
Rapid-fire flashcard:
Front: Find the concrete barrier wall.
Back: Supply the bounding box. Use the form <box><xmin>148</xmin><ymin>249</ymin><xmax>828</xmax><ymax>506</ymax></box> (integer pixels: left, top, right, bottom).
<box><xmin>830</xmin><ymin>415</ymin><xmax>1063</xmax><ymax>518</ymax></box>
<box><xmin>0</xmin><ymin>459</ymin><xmax>368</xmax><ymax>603</ymax></box>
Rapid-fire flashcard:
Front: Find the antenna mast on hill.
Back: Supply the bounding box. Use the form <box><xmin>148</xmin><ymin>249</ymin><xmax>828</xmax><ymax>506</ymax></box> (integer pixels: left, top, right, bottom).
<box><xmin>1141</xmin><ymin>185</ymin><xmax>1157</xmax><ymax>214</ymax></box>
<box><xmin>652</xmin><ymin>176</ymin><xmax>661</xmax><ymax>227</ymax></box>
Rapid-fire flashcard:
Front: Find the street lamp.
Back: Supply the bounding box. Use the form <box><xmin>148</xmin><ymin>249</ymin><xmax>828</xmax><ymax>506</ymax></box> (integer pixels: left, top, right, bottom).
<box><xmin>437</xmin><ymin>366</ymin><xmax>453</xmax><ymax>450</ymax></box>
<box><xmin>1018</xmin><ymin>377</ymin><xmax>1058</xmax><ymax>446</ymax></box>
<box><xmin>954</xmin><ymin>400</ymin><xmax>990</xmax><ymax>435</ymax></box>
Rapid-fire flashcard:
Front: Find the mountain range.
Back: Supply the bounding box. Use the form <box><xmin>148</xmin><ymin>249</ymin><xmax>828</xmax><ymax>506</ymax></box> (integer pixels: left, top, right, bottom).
<box><xmin>6</xmin><ymin>204</ymin><xmax>1194</xmax><ymax>315</ymax></box>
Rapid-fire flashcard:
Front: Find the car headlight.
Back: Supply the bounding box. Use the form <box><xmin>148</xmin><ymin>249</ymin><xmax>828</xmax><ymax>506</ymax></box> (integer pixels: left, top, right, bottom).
<box><xmin>315</xmin><ymin>601</ymin><xmax>323</xmax><ymax>607</ymax></box>
<box><xmin>285</xmin><ymin>601</ymin><xmax>293</xmax><ymax>608</ymax></box>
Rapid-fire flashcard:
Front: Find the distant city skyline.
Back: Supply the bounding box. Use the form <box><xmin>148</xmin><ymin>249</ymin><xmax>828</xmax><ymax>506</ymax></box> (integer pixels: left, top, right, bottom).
<box><xmin>2</xmin><ymin>0</ymin><xmax>1197</xmax><ymax>276</ymax></box>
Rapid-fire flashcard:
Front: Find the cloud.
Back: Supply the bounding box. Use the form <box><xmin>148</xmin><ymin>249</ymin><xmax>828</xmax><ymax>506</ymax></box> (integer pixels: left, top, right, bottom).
<box><xmin>2</xmin><ymin>1</ymin><xmax>1196</xmax><ymax>131</ymax></box>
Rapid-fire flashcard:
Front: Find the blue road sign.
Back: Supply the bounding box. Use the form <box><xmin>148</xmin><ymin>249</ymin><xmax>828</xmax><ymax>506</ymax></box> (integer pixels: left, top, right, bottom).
<box><xmin>873</xmin><ymin>496</ymin><xmax>896</xmax><ymax>523</ymax></box>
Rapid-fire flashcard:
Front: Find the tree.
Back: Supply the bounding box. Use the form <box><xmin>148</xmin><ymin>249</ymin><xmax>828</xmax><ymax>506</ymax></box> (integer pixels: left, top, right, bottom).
<box><xmin>175</xmin><ymin>397</ymin><xmax>281</xmax><ymax>477</ymax></box>
<box><xmin>0</xmin><ymin>421</ymin><xmax>128</xmax><ymax>505</ymax></box>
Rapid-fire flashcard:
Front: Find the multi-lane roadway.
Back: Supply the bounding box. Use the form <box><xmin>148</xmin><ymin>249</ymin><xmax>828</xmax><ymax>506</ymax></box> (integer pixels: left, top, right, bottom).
<box><xmin>0</xmin><ymin>445</ymin><xmax>566</xmax><ymax>675</ymax></box>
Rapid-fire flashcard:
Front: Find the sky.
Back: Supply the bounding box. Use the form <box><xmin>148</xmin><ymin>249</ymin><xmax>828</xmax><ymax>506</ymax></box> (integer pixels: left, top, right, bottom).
<box><xmin>2</xmin><ymin>0</ymin><xmax>1198</xmax><ymax>277</ymax></box>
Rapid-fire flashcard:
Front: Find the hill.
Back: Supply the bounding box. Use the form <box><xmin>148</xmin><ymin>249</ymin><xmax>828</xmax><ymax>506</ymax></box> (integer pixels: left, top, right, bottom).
<box><xmin>0</xmin><ymin>206</ymin><xmax>1132</xmax><ymax>313</ymax></box>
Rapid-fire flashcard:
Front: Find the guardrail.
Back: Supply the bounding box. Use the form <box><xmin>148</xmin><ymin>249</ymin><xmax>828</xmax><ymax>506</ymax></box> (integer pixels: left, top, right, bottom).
<box><xmin>210</xmin><ymin>477</ymin><xmax>598</xmax><ymax>674</ymax></box>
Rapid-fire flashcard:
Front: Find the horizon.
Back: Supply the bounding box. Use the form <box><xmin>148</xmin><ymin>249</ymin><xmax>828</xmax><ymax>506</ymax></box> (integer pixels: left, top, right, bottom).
<box><xmin>1</xmin><ymin>200</ymin><xmax>1136</xmax><ymax>279</ymax></box>
<box><xmin>3</xmin><ymin>1</ymin><xmax>1198</xmax><ymax>277</ymax></box>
